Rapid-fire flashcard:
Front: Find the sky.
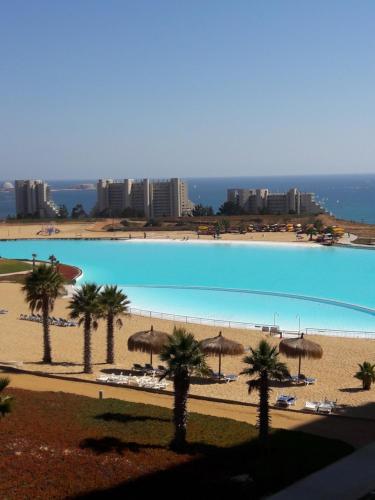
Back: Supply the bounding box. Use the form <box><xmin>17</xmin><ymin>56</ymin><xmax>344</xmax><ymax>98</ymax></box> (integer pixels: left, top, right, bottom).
<box><xmin>0</xmin><ymin>0</ymin><xmax>374</xmax><ymax>180</ymax></box>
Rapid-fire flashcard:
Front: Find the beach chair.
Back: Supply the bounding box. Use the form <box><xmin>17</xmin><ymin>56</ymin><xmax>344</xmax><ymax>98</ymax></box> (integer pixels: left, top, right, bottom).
<box><xmin>317</xmin><ymin>402</ymin><xmax>333</xmax><ymax>414</ymax></box>
<box><xmin>276</xmin><ymin>394</ymin><xmax>296</xmax><ymax>407</ymax></box>
<box><xmin>223</xmin><ymin>374</ymin><xmax>238</xmax><ymax>383</ymax></box>
<box><xmin>304</xmin><ymin>401</ymin><xmax>318</xmax><ymax>412</ymax></box>
<box><xmin>133</xmin><ymin>363</ymin><xmax>144</xmax><ymax>372</ymax></box>
<box><xmin>303</xmin><ymin>376</ymin><xmax>317</xmax><ymax>385</ymax></box>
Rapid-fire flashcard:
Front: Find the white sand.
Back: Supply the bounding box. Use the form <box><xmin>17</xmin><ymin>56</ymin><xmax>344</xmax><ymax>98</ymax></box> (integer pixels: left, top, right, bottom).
<box><xmin>0</xmin><ymin>283</ymin><xmax>374</xmax><ymax>418</ymax></box>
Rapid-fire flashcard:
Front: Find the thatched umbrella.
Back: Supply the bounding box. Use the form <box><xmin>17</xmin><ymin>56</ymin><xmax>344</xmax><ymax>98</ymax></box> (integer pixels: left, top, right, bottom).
<box><xmin>279</xmin><ymin>333</ymin><xmax>323</xmax><ymax>377</ymax></box>
<box><xmin>200</xmin><ymin>331</ymin><xmax>244</xmax><ymax>377</ymax></box>
<box><xmin>127</xmin><ymin>325</ymin><xmax>170</xmax><ymax>365</ymax></box>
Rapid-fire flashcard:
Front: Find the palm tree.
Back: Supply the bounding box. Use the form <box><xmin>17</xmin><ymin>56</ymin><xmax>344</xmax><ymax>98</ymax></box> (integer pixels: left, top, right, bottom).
<box><xmin>99</xmin><ymin>285</ymin><xmax>130</xmax><ymax>364</ymax></box>
<box><xmin>160</xmin><ymin>327</ymin><xmax>209</xmax><ymax>451</ymax></box>
<box><xmin>22</xmin><ymin>264</ymin><xmax>65</xmax><ymax>363</ymax></box>
<box><xmin>48</xmin><ymin>254</ymin><xmax>57</xmax><ymax>267</ymax></box>
<box><xmin>355</xmin><ymin>362</ymin><xmax>375</xmax><ymax>390</ymax></box>
<box><xmin>241</xmin><ymin>340</ymin><xmax>290</xmax><ymax>446</ymax></box>
<box><xmin>0</xmin><ymin>378</ymin><xmax>12</xmax><ymax>418</ymax></box>
<box><xmin>68</xmin><ymin>283</ymin><xmax>101</xmax><ymax>374</ymax></box>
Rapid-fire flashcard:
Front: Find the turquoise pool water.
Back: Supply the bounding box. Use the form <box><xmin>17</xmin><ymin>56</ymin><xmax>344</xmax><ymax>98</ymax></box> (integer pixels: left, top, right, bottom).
<box><xmin>1</xmin><ymin>239</ymin><xmax>375</xmax><ymax>333</ymax></box>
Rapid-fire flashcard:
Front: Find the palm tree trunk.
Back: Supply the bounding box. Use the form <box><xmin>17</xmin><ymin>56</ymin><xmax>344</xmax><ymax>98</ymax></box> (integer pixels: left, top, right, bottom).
<box><xmin>84</xmin><ymin>313</ymin><xmax>92</xmax><ymax>374</ymax></box>
<box><xmin>258</xmin><ymin>371</ymin><xmax>270</xmax><ymax>446</ymax></box>
<box><xmin>42</xmin><ymin>297</ymin><xmax>52</xmax><ymax>363</ymax></box>
<box><xmin>171</xmin><ymin>370</ymin><xmax>190</xmax><ymax>451</ymax></box>
<box><xmin>106</xmin><ymin>313</ymin><xmax>114</xmax><ymax>364</ymax></box>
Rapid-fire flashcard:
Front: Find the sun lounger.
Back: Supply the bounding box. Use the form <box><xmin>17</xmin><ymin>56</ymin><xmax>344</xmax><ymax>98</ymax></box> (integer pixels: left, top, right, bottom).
<box><xmin>317</xmin><ymin>402</ymin><xmax>333</xmax><ymax>414</ymax></box>
<box><xmin>304</xmin><ymin>401</ymin><xmax>318</xmax><ymax>411</ymax></box>
<box><xmin>303</xmin><ymin>377</ymin><xmax>317</xmax><ymax>385</ymax></box>
<box><xmin>276</xmin><ymin>394</ymin><xmax>296</xmax><ymax>407</ymax></box>
<box><xmin>133</xmin><ymin>363</ymin><xmax>144</xmax><ymax>372</ymax></box>
<box><xmin>223</xmin><ymin>374</ymin><xmax>238</xmax><ymax>383</ymax></box>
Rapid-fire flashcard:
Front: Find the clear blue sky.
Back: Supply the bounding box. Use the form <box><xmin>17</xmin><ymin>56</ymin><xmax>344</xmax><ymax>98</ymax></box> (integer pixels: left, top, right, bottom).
<box><xmin>0</xmin><ymin>0</ymin><xmax>374</xmax><ymax>179</ymax></box>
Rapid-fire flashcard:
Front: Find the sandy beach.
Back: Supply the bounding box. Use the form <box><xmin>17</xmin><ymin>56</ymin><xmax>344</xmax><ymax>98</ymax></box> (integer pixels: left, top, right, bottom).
<box><xmin>0</xmin><ymin>282</ymin><xmax>374</xmax><ymax>419</ymax></box>
<box><xmin>0</xmin><ymin>219</ymin><xmax>312</xmax><ymax>243</ymax></box>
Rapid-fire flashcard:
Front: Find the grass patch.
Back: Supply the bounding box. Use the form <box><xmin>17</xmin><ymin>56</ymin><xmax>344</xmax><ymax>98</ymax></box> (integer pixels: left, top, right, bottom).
<box><xmin>0</xmin><ymin>258</ymin><xmax>32</xmax><ymax>275</ymax></box>
<box><xmin>0</xmin><ymin>388</ymin><xmax>353</xmax><ymax>499</ymax></box>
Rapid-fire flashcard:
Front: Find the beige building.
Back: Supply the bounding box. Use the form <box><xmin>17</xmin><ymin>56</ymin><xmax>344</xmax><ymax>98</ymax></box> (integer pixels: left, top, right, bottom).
<box><xmin>96</xmin><ymin>178</ymin><xmax>194</xmax><ymax>218</ymax></box>
<box><xmin>227</xmin><ymin>187</ymin><xmax>323</xmax><ymax>215</ymax></box>
<box><xmin>14</xmin><ymin>180</ymin><xmax>60</xmax><ymax>218</ymax></box>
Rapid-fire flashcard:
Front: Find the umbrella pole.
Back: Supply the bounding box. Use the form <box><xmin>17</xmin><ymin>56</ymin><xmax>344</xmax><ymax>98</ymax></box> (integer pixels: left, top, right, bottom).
<box><xmin>218</xmin><ymin>352</ymin><xmax>222</xmax><ymax>377</ymax></box>
<box><xmin>298</xmin><ymin>354</ymin><xmax>302</xmax><ymax>378</ymax></box>
<box><xmin>150</xmin><ymin>349</ymin><xmax>153</xmax><ymax>366</ymax></box>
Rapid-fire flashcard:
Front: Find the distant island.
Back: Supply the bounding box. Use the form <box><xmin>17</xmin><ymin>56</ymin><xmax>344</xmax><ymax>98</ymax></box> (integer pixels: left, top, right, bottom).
<box><xmin>51</xmin><ymin>183</ymin><xmax>96</xmax><ymax>191</ymax></box>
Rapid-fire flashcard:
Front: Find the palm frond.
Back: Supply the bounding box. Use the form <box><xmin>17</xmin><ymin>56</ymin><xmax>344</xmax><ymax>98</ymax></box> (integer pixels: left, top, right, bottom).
<box><xmin>0</xmin><ymin>377</ymin><xmax>10</xmax><ymax>392</ymax></box>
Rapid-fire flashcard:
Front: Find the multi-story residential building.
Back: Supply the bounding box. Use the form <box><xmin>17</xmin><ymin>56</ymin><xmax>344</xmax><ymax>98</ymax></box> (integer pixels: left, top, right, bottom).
<box><xmin>96</xmin><ymin>178</ymin><xmax>194</xmax><ymax>218</ymax></box>
<box><xmin>14</xmin><ymin>180</ymin><xmax>60</xmax><ymax>218</ymax></box>
<box><xmin>227</xmin><ymin>187</ymin><xmax>323</xmax><ymax>215</ymax></box>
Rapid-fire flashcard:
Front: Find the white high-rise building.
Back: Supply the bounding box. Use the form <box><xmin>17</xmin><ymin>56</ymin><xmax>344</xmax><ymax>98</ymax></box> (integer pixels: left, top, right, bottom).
<box><xmin>227</xmin><ymin>187</ymin><xmax>323</xmax><ymax>215</ymax></box>
<box><xmin>14</xmin><ymin>180</ymin><xmax>60</xmax><ymax>218</ymax></box>
<box><xmin>96</xmin><ymin>178</ymin><xmax>194</xmax><ymax>218</ymax></box>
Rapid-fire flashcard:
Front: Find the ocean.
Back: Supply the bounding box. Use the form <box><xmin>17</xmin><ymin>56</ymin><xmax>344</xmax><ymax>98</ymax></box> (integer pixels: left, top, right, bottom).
<box><xmin>1</xmin><ymin>174</ymin><xmax>375</xmax><ymax>223</ymax></box>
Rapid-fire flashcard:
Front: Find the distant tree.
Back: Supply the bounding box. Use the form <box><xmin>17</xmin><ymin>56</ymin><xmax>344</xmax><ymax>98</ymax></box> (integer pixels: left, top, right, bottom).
<box><xmin>121</xmin><ymin>207</ymin><xmax>144</xmax><ymax>218</ymax></box>
<box><xmin>313</xmin><ymin>219</ymin><xmax>324</xmax><ymax>232</ymax></box>
<box><xmin>192</xmin><ymin>204</ymin><xmax>214</xmax><ymax>217</ymax></box>
<box><xmin>218</xmin><ymin>201</ymin><xmax>244</xmax><ymax>216</ymax></box>
<box><xmin>305</xmin><ymin>226</ymin><xmax>317</xmax><ymax>241</ymax></box>
<box><xmin>22</xmin><ymin>264</ymin><xmax>65</xmax><ymax>363</ymax></box>
<box><xmin>214</xmin><ymin>222</ymin><xmax>222</xmax><ymax>236</ymax></box>
<box><xmin>58</xmin><ymin>205</ymin><xmax>69</xmax><ymax>218</ymax></box>
<box><xmin>144</xmin><ymin>218</ymin><xmax>162</xmax><ymax>227</ymax></box>
<box><xmin>222</xmin><ymin>219</ymin><xmax>231</xmax><ymax>232</ymax></box>
<box><xmin>355</xmin><ymin>362</ymin><xmax>375</xmax><ymax>390</ymax></box>
<box><xmin>71</xmin><ymin>204</ymin><xmax>88</xmax><ymax>219</ymax></box>
<box><xmin>0</xmin><ymin>378</ymin><xmax>12</xmax><ymax>418</ymax></box>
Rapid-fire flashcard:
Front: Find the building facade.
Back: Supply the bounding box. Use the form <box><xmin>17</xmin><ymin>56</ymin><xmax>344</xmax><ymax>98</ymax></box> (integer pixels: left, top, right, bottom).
<box><xmin>14</xmin><ymin>180</ymin><xmax>60</xmax><ymax>218</ymax></box>
<box><xmin>227</xmin><ymin>187</ymin><xmax>323</xmax><ymax>215</ymax></box>
<box><xmin>96</xmin><ymin>178</ymin><xmax>194</xmax><ymax>218</ymax></box>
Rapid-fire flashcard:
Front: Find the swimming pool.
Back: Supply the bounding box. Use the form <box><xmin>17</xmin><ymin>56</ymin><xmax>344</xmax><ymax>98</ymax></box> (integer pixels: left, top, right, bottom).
<box><xmin>1</xmin><ymin>239</ymin><xmax>375</xmax><ymax>333</ymax></box>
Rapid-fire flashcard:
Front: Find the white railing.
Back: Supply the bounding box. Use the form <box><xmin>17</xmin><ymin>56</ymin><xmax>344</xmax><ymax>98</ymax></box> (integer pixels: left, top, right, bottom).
<box><xmin>305</xmin><ymin>327</ymin><xmax>375</xmax><ymax>339</ymax></box>
<box><xmin>128</xmin><ymin>307</ymin><xmax>375</xmax><ymax>339</ymax></box>
<box><xmin>128</xmin><ymin>307</ymin><xmax>275</xmax><ymax>331</ymax></box>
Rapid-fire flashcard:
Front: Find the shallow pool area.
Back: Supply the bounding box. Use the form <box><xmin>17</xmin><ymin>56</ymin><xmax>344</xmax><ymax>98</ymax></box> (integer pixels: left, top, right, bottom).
<box><xmin>1</xmin><ymin>239</ymin><xmax>375</xmax><ymax>333</ymax></box>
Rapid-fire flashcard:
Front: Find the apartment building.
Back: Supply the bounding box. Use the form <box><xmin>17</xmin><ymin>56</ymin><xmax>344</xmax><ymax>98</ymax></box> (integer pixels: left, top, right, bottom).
<box><xmin>14</xmin><ymin>180</ymin><xmax>60</xmax><ymax>218</ymax></box>
<box><xmin>96</xmin><ymin>178</ymin><xmax>194</xmax><ymax>218</ymax></box>
<box><xmin>227</xmin><ymin>187</ymin><xmax>323</xmax><ymax>215</ymax></box>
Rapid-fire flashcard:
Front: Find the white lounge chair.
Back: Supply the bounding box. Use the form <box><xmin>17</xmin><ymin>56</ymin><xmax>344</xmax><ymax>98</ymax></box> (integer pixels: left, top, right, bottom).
<box><xmin>304</xmin><ymin>401</ymin><xmax>318</xmax><ymax>411</ymax></box>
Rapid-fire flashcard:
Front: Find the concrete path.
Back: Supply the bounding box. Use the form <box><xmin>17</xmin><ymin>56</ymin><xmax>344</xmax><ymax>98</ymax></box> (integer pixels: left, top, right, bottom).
<box><xmin>269</xmin><ymin>441</ymin><xmax>375</xmax><ymax>500</ymax></box>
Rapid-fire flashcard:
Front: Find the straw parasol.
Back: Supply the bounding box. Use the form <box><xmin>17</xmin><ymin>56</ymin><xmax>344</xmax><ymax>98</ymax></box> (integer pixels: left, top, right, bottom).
<box><xmin>279</xmin><ymin>333</ymin><xmax>323</xmax><ymax>377</ymax></box>
<box><xmin>127</xmin><ymin>325</ymin><xmax>170</xmax><ymax>365</ymax></box>
<box><xmin>200</xmin><ymin>331</ymin><xmax>244</xmax><ymax>377</ymax></box>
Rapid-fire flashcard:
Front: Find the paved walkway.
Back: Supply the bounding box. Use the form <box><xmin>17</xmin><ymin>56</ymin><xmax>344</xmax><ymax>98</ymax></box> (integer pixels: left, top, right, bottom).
<box><xmin>4</xmin><ymin>371</ymin><xmax>375</xmax><ymax>448</ymax></box>
<box><xmin>270</xmin><ymin>441</ymin><xmax>375</xmax><ymax>500</ymax></box>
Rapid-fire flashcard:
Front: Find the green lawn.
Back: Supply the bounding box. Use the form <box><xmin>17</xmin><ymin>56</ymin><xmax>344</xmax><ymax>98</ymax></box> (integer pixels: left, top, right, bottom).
<box><xmin>0</xmin><ymin>258</ymin><xmax>32</xmax><ymax>275</ymax></box>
